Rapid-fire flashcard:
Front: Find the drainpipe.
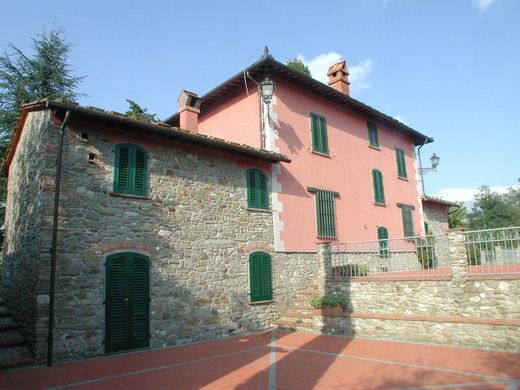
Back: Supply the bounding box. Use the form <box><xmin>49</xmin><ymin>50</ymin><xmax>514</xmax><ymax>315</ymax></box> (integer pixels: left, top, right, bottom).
<box><xmin>47</xmin><ymin>110</ymin><xmax>71</xmax><ymax>367</ymax></box>
<box><xmin>417</xmin><ymin>140</ymin><xmax>427</xmax><ymax>196</ymax></box>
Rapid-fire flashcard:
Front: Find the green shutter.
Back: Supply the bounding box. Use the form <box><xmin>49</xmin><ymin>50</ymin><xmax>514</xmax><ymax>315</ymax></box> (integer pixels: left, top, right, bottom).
<box><xmin>311</xmin><ymin>113</ymin><xmax>328</xmax><ymax>154</ymax></box>
<box><xmin>368</xmin><ymin>122</ymin><xmax>379</xmax><ymax>147</ymax></box>
<box><xmin>114</xmin><ymin>144</ymin><xmax>149</xmax><ymax>196</ymax></box>
<box><xmin>316</xmin><ymin>189</ymin><xmax>336</xmax><ymax>238</ymax></box>
<box><xmin>396</xmin><ymin>148</ymin><xmax>407</xmax><ymax>179</ymax></box>
<box><xmin>106</xmin><ymin>253</ymin><xmax>150</xmax><ymax>354</ymax></box>
<box><xmin>372</xmin><ymin>169</ymin><xmax>385</xmax><ymax>204</ymax></box>
<box><xmin>246</xmin><ymin>169</ymin><xmax>268</xmax><ymax>209</ymax></box>
<box><xmin>401</xmin><ymin>206</ymin><xmax>414</xmax><ymax>237</ymax></box>
<box><xmin>377</xmin><ymin>226</ymin><xmax>389</xmax><ymax>258</ymax></box>
<box><xmin>249</xmin><ymin>252</ymin><xmax>272</xmax><ymax>302</ymax></box>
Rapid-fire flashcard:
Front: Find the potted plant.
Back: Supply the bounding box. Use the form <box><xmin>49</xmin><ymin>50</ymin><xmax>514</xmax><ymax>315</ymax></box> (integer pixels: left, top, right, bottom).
<box><xmin>310</xmin><ymin>295</ymin><xmax>347</xmax><ymax>316</ymax></box>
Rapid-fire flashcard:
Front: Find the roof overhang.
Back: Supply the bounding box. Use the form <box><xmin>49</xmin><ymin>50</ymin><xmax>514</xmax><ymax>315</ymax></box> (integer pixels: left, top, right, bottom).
<box><xmin>165</xmin><ymin>56</ymin><xmax>433</xmax><ymax>146</ymax></box>
<box><xmin>422</xmin><ymin>195</ymin><xmax>459</xmax><ymax>208</ymax></box>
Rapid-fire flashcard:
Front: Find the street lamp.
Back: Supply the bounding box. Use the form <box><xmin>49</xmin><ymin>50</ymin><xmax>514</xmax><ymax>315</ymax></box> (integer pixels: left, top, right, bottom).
<box><xmin>260</xmin><ymin>78</ymin><xmax>275</xmax><ymax>105</ymax></box>
<box><xmin>419</xmin><ymin>153</ymin><xmax>440</xmax><ymax>195</ymax></box>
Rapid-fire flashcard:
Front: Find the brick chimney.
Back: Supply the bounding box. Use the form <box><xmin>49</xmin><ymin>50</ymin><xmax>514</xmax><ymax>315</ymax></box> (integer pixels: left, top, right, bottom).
<box><xmin>327</xmin><ymin>61</ymin><xmax>350</xmax><ymax>95</ymax></box>
<box><xmin>177</xmin><ymin>90</ymin><xmax>201</xmax><ymax>133</ymax></box>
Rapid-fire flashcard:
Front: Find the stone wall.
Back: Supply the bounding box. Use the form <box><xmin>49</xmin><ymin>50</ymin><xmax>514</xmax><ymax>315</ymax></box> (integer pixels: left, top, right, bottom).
<box><xmin>1</xmin><ymin>111</ymin><xmax>53</xmax><ymax>354</ymax></box>
<box><xmin>423</xmin><ymin>201</ymin><xmax>450</xmax><ymax>234</ymax></box>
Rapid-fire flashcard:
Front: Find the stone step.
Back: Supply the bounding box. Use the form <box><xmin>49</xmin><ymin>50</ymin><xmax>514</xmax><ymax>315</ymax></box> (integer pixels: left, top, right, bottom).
<box><xmin>0</xmin><ymin>330</ymin><xmax>25</xmax><ymax>348</ymax></box>
<box><xmin>279</xmin><ymin>316</ymin><xmax>314</xmax><ymax>325</ymax></box>
<box><xmin>274</xmin><ymin>319</ymin><xmax>313</xmax><ymax>329</ymax></box>
<box><xmin>0</xmin><ymin>317</ymin><xmax>17</xmax><ymax>331</ymax></box>
<box><xmin>0</xmin><ymin>345</ymin><xmax>34</xmax><ymax>370</ymax></box>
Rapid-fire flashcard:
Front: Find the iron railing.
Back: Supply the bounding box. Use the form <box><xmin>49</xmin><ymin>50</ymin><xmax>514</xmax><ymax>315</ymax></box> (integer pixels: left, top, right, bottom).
<box><xmin>330</xmin><ymin>234</ymin><xmax>450</xmax><ymax>279</ymax></box>
<box><xmin>463</xmin><ymin>226</ymin><xmax>520</xmax><ymax>275</ymax></box>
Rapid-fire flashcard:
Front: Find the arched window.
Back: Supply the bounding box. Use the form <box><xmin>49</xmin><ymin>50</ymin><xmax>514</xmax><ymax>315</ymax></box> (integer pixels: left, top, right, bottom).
<box><xmin>249</xmin><ymin>251</ymin><xmax>273</xmax><ymax>302</ymax></box>
<box><xmin>114</xmin><ymin>143</ymin><xmax>148</xmax><ymax>196</ymax></box>
<box><xmin>246</xmin><ymin>169</ymin><xmax>268</xmax><ymax>209</ymax></box>
<box><xmin>372</xmin><ymin>169</ymin><xmax>385</xmax><ymax>205</ymax></box>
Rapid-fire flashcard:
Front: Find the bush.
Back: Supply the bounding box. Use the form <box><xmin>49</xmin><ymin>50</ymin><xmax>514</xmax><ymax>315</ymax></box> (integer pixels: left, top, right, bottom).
<box><xmin>415</xmin><ymin>236</ymin><xmax>437</xmax><ymax>269</ymax></box>
<box><xmin>332</xmin><ymin>264</ymin><xmax>369</xmax><ymax>277</ymax></box>
<box><xmin>310</xmin><ymin>295</ymin><xmax>347</xmax><ymax>309</ymax></box>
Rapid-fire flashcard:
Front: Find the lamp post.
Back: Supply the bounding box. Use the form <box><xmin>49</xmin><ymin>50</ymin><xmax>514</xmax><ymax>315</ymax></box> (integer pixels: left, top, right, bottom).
<box><xmin>260</xmin><ymin>77</ymin><xmax>275</xmax><ymax>105</ymax></box>
<box><xmin>259</xmin><ymin>78</ymin><xmax>275</xmax><ymax>149</ymax></box>
<box><xmin>419</xmin><ymin>153</ymin><xmax>440</xmax><ymax>195</ymax></box>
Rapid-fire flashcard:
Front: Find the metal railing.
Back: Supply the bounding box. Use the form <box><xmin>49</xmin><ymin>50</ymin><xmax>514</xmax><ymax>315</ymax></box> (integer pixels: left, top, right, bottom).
<box><xmin>330</xmin><ymin>233</ymin><xmax>450</xmax><ymax>279</ymax></box>
<box><xmin>463</xmin><ymin>226</ymin><xmax>520</xmax><ymax>275</ymax></box>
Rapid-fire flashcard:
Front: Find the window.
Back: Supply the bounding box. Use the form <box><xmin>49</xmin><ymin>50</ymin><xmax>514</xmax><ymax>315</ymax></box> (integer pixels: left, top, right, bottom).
<box><xmin>311</xmin><ymin>188</ymin><xmax>337</xmax><ymax>239</ymax></box>
<box><xmin>377</xmin><ymin>226</ymin><xmax>389</xmax><ymax>258</ymax></box>
<box><xmin>367</xmin><ymin>122</ymin><xmax>379</xmax><ymax>147</ymax></box>
<box><xmin>246</xmin><ymin>169</ymin><xmax>268</xmax><ymax>209</ymax></box>
<box><xmin>399</xmin><ymin>204</ymin><xmax>415</xmax><ymax>237</ymax></box>
<box><xmin>396</xmin><ymin>148</ymin><xmax>407</xmax><ymax>179</ymax></box>
<box><xmin>249</xmin><ymin>251</ymin><xmax>273</xmax><ymax>302</ymax></box>
<box><xmin>310</xmin><ymin>113</ymin><xmax>329</xmax><ymax>154</ymax></box>
<box><xmin>114</xmin><ymin>143</ymin><xmax>148</xmax><ymax>196</ymax></box>
<box><xmin>372</xmin><ymin>169</ymin><xmax>385</xmax><ymax>205</ymax></box>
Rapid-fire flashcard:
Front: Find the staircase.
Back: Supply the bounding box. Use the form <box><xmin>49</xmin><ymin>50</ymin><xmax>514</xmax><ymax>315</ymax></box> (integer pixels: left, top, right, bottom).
<box><xmin>0</xmin><ymin>299</ymin><xmax>34</xmax><ymax>370</ymax></box>
<box><xmin>274</xmin><ymin>283</ymin><xmax>321</xmax><ymax>331</ymax></box>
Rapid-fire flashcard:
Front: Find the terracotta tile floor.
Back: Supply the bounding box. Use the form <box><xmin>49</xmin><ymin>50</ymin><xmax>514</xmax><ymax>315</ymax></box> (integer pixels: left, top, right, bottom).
<box><xmin>1</xmin><ymin>331</ymin><xmax>519</xmax><ymax>389</ymax></box>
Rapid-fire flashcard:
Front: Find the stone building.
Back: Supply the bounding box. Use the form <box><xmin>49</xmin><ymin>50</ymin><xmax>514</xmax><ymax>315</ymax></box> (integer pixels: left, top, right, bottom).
<box><xmin>1</xmin><ymin>100</ymin><xmax>326</xmax><ymax>363</ymax></box>
<box><xmin>422</xmin><ymin>195</ymin><xmax>458</xmax><ymax>234</ymax></box>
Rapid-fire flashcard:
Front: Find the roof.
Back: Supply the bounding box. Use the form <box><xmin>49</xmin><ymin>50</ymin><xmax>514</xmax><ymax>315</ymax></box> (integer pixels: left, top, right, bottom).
<box><xmin>165</xmin><ymin>54</ymin><xmax>433</xmax><ymax>146</ymax></box>
<box><xmin>2</xmin><ymin>100</ymin><xmax>291</xmax><ymax>173</ymax></box>
<box><xmin>421</xmin><ymin>195</ymin><xmax>459</xmax><ymax>207</ymax></box>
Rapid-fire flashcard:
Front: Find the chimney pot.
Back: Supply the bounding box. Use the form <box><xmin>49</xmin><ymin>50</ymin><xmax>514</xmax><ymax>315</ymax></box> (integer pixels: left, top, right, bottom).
<box><xmin>177</xmin><ymin>90</ymin><xmax>201</xmax><ymax>133</ymax></box>
<box><xmin>327</xmin><ymin>61</ymin><xmax>350</xmax><ymax>95</ymax></box>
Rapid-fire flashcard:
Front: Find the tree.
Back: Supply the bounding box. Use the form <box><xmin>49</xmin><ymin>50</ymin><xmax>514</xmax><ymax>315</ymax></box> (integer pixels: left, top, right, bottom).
<box><xmin>0</xmin><ymin>29</ymin><xmax>84</xmax><ymax>144</ymax></box>
<box><xmin>467</xmin><ymin>185</ymin><xmax>520</xmax><ymax>229</ymax></box>
<box><xmin>125</xmin><ymin>99</ymin><xmax>157</xmax><ymax>121</ymax></box>
<box><xmin>448</xmin><ymin>202</ymin><xmax>467</xmax><ymax>229</ymax></box>
<box><xmin>286</xmin><ymin>58</ymin><xmax>311</xmax><ymax>77</ymax></box>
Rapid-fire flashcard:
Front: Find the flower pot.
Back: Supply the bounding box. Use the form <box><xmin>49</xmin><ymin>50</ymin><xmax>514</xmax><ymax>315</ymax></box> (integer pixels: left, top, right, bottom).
<box><xmin>321</xmin><ymin>304</ymin><xmax>344</xmax><ymax>316</ymax></box>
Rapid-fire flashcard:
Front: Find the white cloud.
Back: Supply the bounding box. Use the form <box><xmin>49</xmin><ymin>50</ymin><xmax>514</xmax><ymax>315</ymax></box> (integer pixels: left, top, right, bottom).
<box><xmin>435</xmin><ymin>185</ymin><xmax>519</xmax><ymax>203</ymax></box>
<box><xmin>297</xmin><ymin>53</ymin><xmax>373</xmax><ymax>94</ymax></box>
<box><xmin>472</xmin><ymin>0</ymin><xmax>496</xmax><ymax>10</ymax></box>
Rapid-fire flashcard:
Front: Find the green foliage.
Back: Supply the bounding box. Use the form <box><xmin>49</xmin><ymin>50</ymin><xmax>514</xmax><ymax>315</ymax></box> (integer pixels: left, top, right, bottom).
<box><xmin>125</xmin><ymin>99</ymin><xmax>157</xmax><ymax>121</ymax></box>
<box><xmin>448</xmin><ymin>202</ymin><xmax>467</xmax><ymax>229</ymax></box>
<box><xmin>467</xmin><ymin>184</ymin><xmax>520</xmax><ymax>230</ymax></box>
<box><xmin>286</xmin><ymin>58</ymin><xmax>311</xmax><ymax>77</ymax></box>
<box><xmin>415</xmin><ymin>236</ymin><xmax>437</xmax><ymax>269</ymax></box>
<box><xmin>310</xmin><ymin>295</ymin><xmax>347</xmax><ymax>309</ymax></box>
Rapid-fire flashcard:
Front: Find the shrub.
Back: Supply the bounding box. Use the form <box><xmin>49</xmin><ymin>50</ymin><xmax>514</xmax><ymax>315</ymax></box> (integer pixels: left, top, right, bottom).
<box><xmin>332</xmin><ymin>264</ymin><xmax>369</xmax><ymax>277</ymax></box>
<box><xmin>415</xmin><ymin>236</ymin><xmax>437</xmax><ymax>269</ymax></box>
<box><xmin>310</xmin><ymin>295</ymin><xmax>347</xmax><ymax>309</ymax></box>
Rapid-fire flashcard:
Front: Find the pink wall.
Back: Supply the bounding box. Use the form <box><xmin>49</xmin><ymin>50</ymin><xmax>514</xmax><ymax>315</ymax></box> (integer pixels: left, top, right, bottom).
<box><xmin>198</xmin><ymin>88</ymin><xmax>261</xmax><ymax>148</ymax></box>
<box><xmin>197</xmin><ymin>79</ymin><xmax>424</xmax><ymax>252</ymax></box>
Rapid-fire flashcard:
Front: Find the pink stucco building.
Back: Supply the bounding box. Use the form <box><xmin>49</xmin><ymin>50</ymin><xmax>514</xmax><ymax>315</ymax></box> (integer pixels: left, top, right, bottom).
<box><xmin>166</xmin><ymin>52</ymin><xmax>433</xmax><ymax>252</ymax></box>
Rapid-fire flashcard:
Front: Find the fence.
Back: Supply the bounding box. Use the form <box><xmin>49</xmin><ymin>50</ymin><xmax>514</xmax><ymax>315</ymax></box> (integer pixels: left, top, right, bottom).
<box><xmin>329</xmin><ymin>226</ymin><xmax>520</xmax><ymax>280</ymax></box>
<box><xmin>463</xmin><ymin>226</ymin><xmax>520</xmax><ymax>276</ymax></box>
<box><xmin>330</xmin><ymin>233</ymin><xmax>450</xmax><ymax>279</ymax></box>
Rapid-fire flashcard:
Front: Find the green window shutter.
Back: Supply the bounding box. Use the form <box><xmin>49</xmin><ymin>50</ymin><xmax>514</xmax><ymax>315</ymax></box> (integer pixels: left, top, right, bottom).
<box><xmin>368</xmin><ymin>122</ymin><xmax>379</xmax><ymax>147</ymax></box>
<box><xmin>249</xmin><ymin>252</ymin><xmax>272</xmax><ymax>302</ymax></box>
<box><xmin>316</xmin><ymin>189</ymin><xmax>336</xmax><ymax>238</ymax></box>
<box><xmin>129</xmin><ymin>254</ymin><xmax>150</xmax><ymax>347</ymax></box>
<box><xmin>377</xmin><ymin>226</ymin><xmax>389</xmax><ymax>257</ymax></box>
<box><xmin>106</xmin><ymin>255</ymin><xmax>128</xmax><ymax>352</ymax></box>
<box><xmin>114</xmin><ymin>144</ymin><xmax>149</xmax><ymax>196</ymax></box>
<box><xmin>310</xmin><ymin>113</ymin><xmax>329</xmax><ymax>154</ymax></box>
<box><xmin>396</xmin><ymin>148</ymin><xmax>407</xmax><ymax>179</ymax></box>
<box><xmin>372</xmin><ymin>169</ymin><xmax>385</xmax><ymax>204</ymax></box>
<box><xmin>246</xmin><ymin>169</ymin><xmax>268</xmax><ymax>209</ymax></box>
<box><xmin>401</xmin><ymin>206</ymin><xmax>414</xmax><ymax>237</ymax></box>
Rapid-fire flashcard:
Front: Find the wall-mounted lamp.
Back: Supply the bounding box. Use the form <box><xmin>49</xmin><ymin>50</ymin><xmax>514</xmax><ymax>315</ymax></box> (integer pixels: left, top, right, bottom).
<box><xmin>419</xmin><ymin>153</ymin><xmax>440</xmax><ymax>195</ymax></box>
<box><xmin>260</xmin><ymin>77</ymin><xmax>275</xmax><ymax>105</ymax></box>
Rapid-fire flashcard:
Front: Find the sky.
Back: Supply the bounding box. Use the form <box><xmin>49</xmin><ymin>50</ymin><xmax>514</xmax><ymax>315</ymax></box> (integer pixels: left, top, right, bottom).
<box><xmin>1</xmin><ymin>0</ymin><xmax>519</xmax><ymax>203</ymax></box>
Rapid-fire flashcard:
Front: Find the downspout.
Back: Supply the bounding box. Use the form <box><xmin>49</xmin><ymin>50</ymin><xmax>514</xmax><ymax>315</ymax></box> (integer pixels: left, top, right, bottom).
<box><xmin>417</xmin><ymin>139</ymin><xmax>427</xmax><ymax>195</ymax></box>
<box><xmin>47</xmin><ymin>110</ymin><xmax>71</xmax><ymax>367</ymax></box>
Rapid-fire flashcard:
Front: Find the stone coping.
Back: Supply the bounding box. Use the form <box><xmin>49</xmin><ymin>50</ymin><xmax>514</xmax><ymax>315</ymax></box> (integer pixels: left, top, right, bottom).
<box><xmin>327</xmin><ymin>275</ymin><xmax>452</xmax><ymax>282</ymax></box>
<box><xmin>313</xmin><ymin>310</ymin><xmax>520</xmax><ymax>327</ymax></box>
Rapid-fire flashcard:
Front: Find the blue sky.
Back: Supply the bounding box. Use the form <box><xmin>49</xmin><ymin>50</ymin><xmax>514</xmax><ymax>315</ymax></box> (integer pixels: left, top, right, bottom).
<box><xmin>1</xmin><ymin>0</ymin><xmax>518</xmax><ymax>202</ymax></box>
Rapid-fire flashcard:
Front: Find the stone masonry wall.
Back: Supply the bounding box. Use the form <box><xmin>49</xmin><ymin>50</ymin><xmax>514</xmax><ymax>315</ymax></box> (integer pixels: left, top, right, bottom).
<box><xmin>423</xmin><ymin>202</ymin><xmax>450</xmax><ymax>234</ymax></box>
<box><xmin>26</xmin><ymin>114</ymin><xmax>314</xmax><ymax>363</ymax></box>
<box><xmin>1</xmin><ymin>111</ymin><xmax>51</xmax><ymax>353</ymax></box>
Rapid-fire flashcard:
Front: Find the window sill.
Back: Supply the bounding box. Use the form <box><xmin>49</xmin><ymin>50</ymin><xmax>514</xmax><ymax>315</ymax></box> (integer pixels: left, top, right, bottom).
<box><xmin>374</xmin><ymin>202</ymin><xmax>386</xmax><ymax>207</ymax></box>
<box><xmin>311</xmin><ymin>150</ymin><xmax>331</xmax><ymax>158</ymax></box>
<box><xmin>109</xmin><ymin>192</ymin><xmax>151</xmax><ymax>200</ymax></box>
<box><xmin>368</xmin><ymin>144</ymin><xmax>380</xmax><ymax>151</ymax></box>
<box><xmin>248</xmin><ymin>300</ymin><xmax>274</xmax><ymax>306</ymax></box>
<box><xmin>247</xmin><ymin>208</ymin><xmax>272</xmax><ymax>213</ymax></box>
<box><xmin>397</xmin><ymin>176</ymin><xmax>408</xmax><ymax>181</ymax></box>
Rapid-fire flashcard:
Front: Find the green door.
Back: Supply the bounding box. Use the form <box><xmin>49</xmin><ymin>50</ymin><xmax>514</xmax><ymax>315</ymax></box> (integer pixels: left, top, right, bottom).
<box><xmin>105</xmin><ymin>252</ymin><xmax>150</xmax><ymax>354</ymax></box>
